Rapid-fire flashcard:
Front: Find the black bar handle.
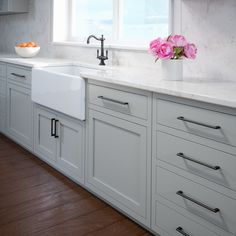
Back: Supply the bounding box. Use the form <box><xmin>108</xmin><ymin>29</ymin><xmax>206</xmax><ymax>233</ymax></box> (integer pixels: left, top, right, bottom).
<box><xmin>54</xmin><ymin>119</ymin><xmax>59</xmax><ymax>138</ymax></box>
<box><xmin>176</xmin><ymin>191</ymin><xmax>220</xmax><ymax>213</ymax></box>
<box><xmin>51</xmin><ymin>118</ymin><xmax>55</xmax><ymax>137</ymax></box>
<box><xmin>11</xmin><ymin>73</ymin><xmax>26</xmax><ymax>78</ymax></box>
<box><xmin>177</xmin><ymin>116</ymin><xmax>221</xmax><ymax>130</ymax></box>
<box><xmin>176</xmin><ymin>227</ymin><xmax>191</xmax><ymax>236</ymax></box>
<box><xmin>177</xmin><ymin>153</ymin><xmax>220</xmax><ymax>170</ymax></box>
<box><xmin>98</xmin><ymin>96</ymin><xmax>129</xmax><ymax>106</ymax></box>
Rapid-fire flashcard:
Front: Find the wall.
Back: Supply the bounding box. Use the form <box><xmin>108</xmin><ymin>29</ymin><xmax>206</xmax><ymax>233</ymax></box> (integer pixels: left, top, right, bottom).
<box><xmin>0</xmin><ymin>0</ymin><xmax>235</xmax><ymax>81</ymax></box>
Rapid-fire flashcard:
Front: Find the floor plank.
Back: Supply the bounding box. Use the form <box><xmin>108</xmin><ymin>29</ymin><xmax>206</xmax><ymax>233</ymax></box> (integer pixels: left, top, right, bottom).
<box><xmin>0</xmin><ymin>188</ymin><xmax>90</xmax><ymax>226</ymax></box>
<box><xmin>0</xmin><ymin>134</ymin><xmax>153</xmax><ymax>236</ymax></box>
<box><xmin>85</xmin><ymin>218</ymin><xmax>149</xmax><ymax>236</ymax></box>
<box><xmin>0</xmin><ymin>197</ymin><xmax>106</xmax><ymax>236</ymax></box>
<box><xmin>32</xmin><ymin>207</ymin><xmax>124</xmax><ymax>236</ymax></box>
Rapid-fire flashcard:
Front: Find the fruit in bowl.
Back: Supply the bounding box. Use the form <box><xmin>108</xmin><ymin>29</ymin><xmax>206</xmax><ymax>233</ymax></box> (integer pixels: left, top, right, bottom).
<box><xmin>15</xmin><ymin>42</ymin><xmax>40</xmax><ymax>58</ymax></box>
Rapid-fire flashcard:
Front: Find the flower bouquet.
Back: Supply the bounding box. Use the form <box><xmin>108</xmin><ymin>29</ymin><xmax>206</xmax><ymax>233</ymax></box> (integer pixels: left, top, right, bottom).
<box><xmin>149</xmin><ymin>35</ymin><xmax>197</xmax><ymax>80</ymax></box>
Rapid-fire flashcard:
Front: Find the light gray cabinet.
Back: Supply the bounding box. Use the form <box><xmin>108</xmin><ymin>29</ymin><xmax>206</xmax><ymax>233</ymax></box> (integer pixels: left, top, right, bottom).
<box><xmin>87</xmin><ymin>110</ymin><xmax>150</xmax><ymax>225</ymax></box>
<box><xmin>86</xmin><ymin>81</ymin><xmax>152</xmax><ymax>226</ymax></box>
<box><xmin>57</xmin><ymin>115</ymin><xmax>85</xmax><ymax>182</ymax></box>
<box><xmin>0</xmin><ymin>0</ymin><xmax>28</xmax><ymax>15</ymax></box>
<box><xmin>152</xmin><ymin>94</ymin><xmax>236</xmax><ymax>236</ymax></box>
<box><xmin>6</xmin><ymin>82</ymin><xmax>33</xmax><ymax>150</ymax></box>
<box><xmin>34</xmin><ymin>106</ymin><xmax>57</xmax><ymax>162</ymax></box>
<box><xmin>34</xmin><ymin>105</ymin><xmax>85</xmax><ymax>184</ymax></box>
<box><xmin>0</xmin><ymin>92</ymin><xmax>6</xmax><ymax>133</ymax></box>
<box><xmin>0</xmin><ymin>63</ymin><xmax>6</xmax><ymax>134</ymax></box>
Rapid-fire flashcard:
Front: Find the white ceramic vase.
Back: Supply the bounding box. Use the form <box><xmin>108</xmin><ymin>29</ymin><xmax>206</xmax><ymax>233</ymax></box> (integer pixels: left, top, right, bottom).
<box><xmin>162</xmin><ymin>59</ymin><xmax>183</xmax><ymax>81</ymax></box>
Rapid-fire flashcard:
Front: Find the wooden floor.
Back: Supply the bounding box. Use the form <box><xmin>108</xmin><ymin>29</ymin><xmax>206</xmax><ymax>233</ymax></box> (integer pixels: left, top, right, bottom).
<box><xmin>0</xmin><ymin>134</ymin><xmax>153</xmax><ymax>236</ymax></box>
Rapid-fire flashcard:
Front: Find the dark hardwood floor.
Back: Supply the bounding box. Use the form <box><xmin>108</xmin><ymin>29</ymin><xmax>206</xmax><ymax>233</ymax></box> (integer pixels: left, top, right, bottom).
<box><xmin>0</xmin><ymin>134</ymin><xmax>153</xmax><ymax>236</ymax></box>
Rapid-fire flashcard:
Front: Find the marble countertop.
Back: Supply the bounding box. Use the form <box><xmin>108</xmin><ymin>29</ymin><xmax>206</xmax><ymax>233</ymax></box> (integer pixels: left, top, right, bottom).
<box><xmin>0</xmin><ymin>54</ymin><xmax>73</xmax><ymax>67</ymax></box>
<box><xmin>0</xmin><ymin>54</ymin><xmax>236</xmax><ymax>109</ymax></box>
<box><xmin>80</xmin><ymin>67</ymin><xmax>236</xmax><ymax>109</ymax></box>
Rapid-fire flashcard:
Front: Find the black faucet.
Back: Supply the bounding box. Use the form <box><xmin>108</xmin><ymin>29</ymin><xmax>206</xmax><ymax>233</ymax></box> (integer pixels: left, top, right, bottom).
<box><xmin>87</xmin><ymin>35</ymin><xmax>108</xmax><ymax>66</ymax></box>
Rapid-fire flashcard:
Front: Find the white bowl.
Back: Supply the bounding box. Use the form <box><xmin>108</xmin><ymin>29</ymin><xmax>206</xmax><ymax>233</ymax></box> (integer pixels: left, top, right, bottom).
<box><xmin>15</xmin><ymin>47</ymin><xmax>40</xmax><ymax>58</ymax></box>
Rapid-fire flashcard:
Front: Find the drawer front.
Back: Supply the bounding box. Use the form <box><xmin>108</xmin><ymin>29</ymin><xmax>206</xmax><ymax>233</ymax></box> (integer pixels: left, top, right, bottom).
<box><xmin>156</xmin><ymin>166</ymin><xmax>236</xmax><ymax>235</ymax></box>
<box><xmin>88</xmin><ymin>84</ymin><xmax>149</xmax><ymax>120</ymax></box>
<box><xmin>153</xmin><ymin>201</ymin><xmax>218</xmax><ymax>236</ymax></box>
<box><xmin>157</xmin><ymin>131</ymin><xmax>236</xmax><ymax>191</ymax></box>
<box><xmin>0</xmin><ymin>63</ymin><xmax>6</xmax><ymax>78</ymax></box>
<box><xmin>7</xmin><ymin>65</ymin><xmax>31</xmax><ymax>87</ymax></box>
<box><xmin>156</xmin><ymin>99</ymin><xmax>236</xmax><ymax>147</ymax></box>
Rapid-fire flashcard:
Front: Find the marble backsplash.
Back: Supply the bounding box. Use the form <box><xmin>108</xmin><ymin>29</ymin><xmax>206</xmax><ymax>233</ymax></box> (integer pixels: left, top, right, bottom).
<box><xmin>0</xmin><ymin>0</ymin><xmax>235</xmax><ymax>81</ymax></box>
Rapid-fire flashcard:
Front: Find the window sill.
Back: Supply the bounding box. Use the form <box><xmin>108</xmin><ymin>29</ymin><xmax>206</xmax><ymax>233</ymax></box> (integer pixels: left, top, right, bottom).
<box><xmin>51</xmin><ymin>41</ymin><xmax>148</xmax><ymax>52</ymax></box>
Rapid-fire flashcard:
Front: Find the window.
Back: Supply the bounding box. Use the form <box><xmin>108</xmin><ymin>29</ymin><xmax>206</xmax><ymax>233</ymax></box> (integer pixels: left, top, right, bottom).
<box><xmin>53</xmin><ymin>0</ymin><xmax>171</xmax><ymax>47</ymax></box>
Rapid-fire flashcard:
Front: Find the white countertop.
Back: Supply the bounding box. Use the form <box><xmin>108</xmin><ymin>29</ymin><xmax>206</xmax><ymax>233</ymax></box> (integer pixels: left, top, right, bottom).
<box><xmin>1</xmin><ymin>54</ymin><xmax>236</xmax><ymax>109</ymax></box>
<box><xmin>0</xmin><ymin>54</ymin><xmax>73</xmax><ymax>68</ymax></box>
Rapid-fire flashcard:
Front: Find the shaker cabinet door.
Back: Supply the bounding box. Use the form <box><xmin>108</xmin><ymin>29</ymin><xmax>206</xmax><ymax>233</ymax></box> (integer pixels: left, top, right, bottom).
<box><xmin>87</xmin><ymin>109</ymin><xmax>150</xmax><ymax>226</ymax></box>
<box><xmin>7</xmin><ymin>83</ymin><xmax>33</xmax><ymax>150</ymax></box>
<box><xmin>34</xmin><ymin>106</ymin><xmax>57</xmax><ymax>162</ymax></box>
<box><xmin>57</xmin><ymin>116</ymin><xmax>84</xmax><ymax>184</ymax></box>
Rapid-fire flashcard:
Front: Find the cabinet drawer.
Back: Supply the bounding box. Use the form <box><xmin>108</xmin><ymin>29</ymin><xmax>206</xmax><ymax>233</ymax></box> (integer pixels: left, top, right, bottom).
<box><xmin>7</xmin><ymin>65</ymin><xmax>31</xmax><ymax>87</ymax></box>
<box><xmin>156</xmin><ymin>166</ymin><xmax>236</xmax><ymax>235</ymax></box>
<box><xmin>156</xmin><ymin>99</ymin><xmax>236</xmax><ymax>147</ymax></box>
<box><xmin>0</xmin><ymin>63</ymin><xmax>6</xmax><ymax>78</ymax></box>
<box><xmin>88</xmin><ymin>84</ymin><xmax>149</xmax><ymax>120</ymax></box>
<box><xmin>153</xmin><ymin>201</ymin><xmax>218</xmax><ymax>236</ymax></box>
<box><xmin>157</xmin><ymin>131</ymin><xmax>236</xmax><ymax>191</ymax></box>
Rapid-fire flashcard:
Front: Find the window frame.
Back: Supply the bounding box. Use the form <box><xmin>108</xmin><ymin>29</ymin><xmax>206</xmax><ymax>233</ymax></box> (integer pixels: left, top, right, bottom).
<box><xmin>51</xmin><ymin>0</ymin><xmax>182</xmax><ymax>51</ymax></box>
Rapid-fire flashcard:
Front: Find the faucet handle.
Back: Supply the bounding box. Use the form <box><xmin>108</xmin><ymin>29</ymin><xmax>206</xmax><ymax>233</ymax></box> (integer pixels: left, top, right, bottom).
<box><xmin>106</xmin><ymin>50</ymin><xmax>108</xmax><ymax>59</ymax></box>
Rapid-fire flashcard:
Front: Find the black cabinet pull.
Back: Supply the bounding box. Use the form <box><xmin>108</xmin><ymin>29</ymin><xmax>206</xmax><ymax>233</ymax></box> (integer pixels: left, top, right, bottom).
<box><xmin>54</xmin><ymin>120</ymin><xmax>59</xmax><ymax>138</ymax></box>
<box><xmin>11</xmin><ymin>73</ymin><xmax>26</xmax><ymax>78</ymax></box>
<box><xmin>176</xmin><ymin>191</ymin><xmax>220</xmax><ymax>213</ymax></box>
<box><xmin>51</xmin><ymin>118</ymin><xmax>55</xmax><ymax>137</ymax></box>
<box><xmin>98</xmin><ymin>96</ymin><xmax>129</xmax><ymax>106</ymax></box>
<box><xmin>176</xmin><ymin>227</ymin><xmax>191</xmax><ymax>236</ymax></box>
<box><xmin>177</xmin><ymin>116</ymin><xmax>221</xmax><ymax>130</ymax></box>
<box><xmin>177</xmin><ymin>153</ymin><xmax>220</xmax><ymax>170</ymax></box>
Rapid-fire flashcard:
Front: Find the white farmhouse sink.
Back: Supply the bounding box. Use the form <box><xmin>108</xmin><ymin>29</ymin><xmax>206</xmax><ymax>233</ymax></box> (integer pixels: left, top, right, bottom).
<box><xmin>32</xmin><ymin>65</ymin><xmax>87</xmax><ymax>120</ymax></box>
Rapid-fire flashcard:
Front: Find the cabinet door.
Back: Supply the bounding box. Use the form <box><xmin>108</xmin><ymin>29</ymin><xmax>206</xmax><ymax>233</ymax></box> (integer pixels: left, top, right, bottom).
<box><xmin>57</xmin><ymin>115</ymin><xmax>84</xmax><ymax>184</ymax></box>
<box><xmin>0</xmin><ymin>79</ymin><xmax>6</xmax><ymax>133</ymax></box>
<box><xmin>87</xmin><ymin>109</ymin><xmax>150</xmax><ymax>225</ymax></box>
<box><xmin>34</xmin><ymin>106</ymin><xmax>57</xmax><ymax>162</ymax></box>
<box><xmin>0</xmin><ymin>94</ymin><xmax>6</xmax><ymax>133</ymax></box>
<box><xmin>7</xmin><ymin>83</ymin><xmax>33</xmax><ymax>150</ymax></box>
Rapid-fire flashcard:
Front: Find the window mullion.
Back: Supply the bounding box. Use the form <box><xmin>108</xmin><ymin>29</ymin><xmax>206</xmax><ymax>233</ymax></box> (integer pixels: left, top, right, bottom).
<box><xmin>67</xmin><ymin>0</ymin><xmax>73</xmax><ymax>41</ymax></box>
<box><xmin>113</xmin><ymin>0</ymin><xmax>119</xmax><ymax>43</ymax></box>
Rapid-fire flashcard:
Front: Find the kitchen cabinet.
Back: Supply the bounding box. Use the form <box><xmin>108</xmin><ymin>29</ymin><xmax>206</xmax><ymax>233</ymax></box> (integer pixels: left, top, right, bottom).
<box><xmin>0</xmin><ymin>0</ymin><xmax>28</xmax><ymax>15</ymax></box>
<box><xmin>34</xmin><ymin>104</ymin><xmax>85</xmax><ymax>184</ymax></box>
<box><xmin>0</xmin><ymin>63</ymin><xmax>6</xmax><ymax>133</ymax></box>
<box><xmin>34</xmin><ymin>105</ymin><xmax>57</xmax><ymax>162</ymax></box>
<box><xmin>86</xmin><ymin>81</ymin><xmax>152</xmax><ymax>226</ymax></box>
<box><xmin>151</xmin><ymin>94</ymin><xmax>236</xmax><ymax>236</ymax></box>
<box><xmin>7</xmin><ymin>82</ymin><xmax>33</xmax><ymax>150</ymax></box>
<box><xmin>6</xmin><ymin>65</ymin><xmax>33</xmax><ymax>151</ymax></box>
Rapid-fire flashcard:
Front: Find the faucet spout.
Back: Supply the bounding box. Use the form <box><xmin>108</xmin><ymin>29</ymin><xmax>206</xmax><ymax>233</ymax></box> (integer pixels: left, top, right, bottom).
<box><xmin>87</xmin><ymin>35</ymin><xmax>102</xmax><ymax>44</ymax></box>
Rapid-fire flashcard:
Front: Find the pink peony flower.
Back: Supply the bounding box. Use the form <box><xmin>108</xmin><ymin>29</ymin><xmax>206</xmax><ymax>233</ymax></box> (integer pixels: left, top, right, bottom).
<box><xmin>149</xmin><ymin>37</ymin><xmax>163</xmax><ymax>55</ymax></box>
<box><xmin>157</xmin><ymin>42</ymin><xmax>174</xmax><ymax>59</ymax></box>
<box><xmin>184</xmin><ymin>43</ymin><xmax>197</xmax><ymax>59</ymax></box>
<box><xmin>149</xmin><ymin>35</ymin><xmax>197</xmax><ymax>61</ymax></box>
<box><xmin>168</xmin><ymin>35</ymin><xmax>188</xmax><ymax>47</ymax></box>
